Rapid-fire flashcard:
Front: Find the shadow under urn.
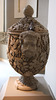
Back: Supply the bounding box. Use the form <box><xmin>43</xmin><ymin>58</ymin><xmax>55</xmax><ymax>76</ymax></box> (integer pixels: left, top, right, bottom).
<box><xmin>7</xmin><ymin>5</ymin><xmax>50</xmax><ymax>91</ymax></box>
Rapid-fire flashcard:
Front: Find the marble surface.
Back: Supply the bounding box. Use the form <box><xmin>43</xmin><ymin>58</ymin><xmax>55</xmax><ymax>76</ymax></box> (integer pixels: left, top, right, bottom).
<box><xmin>0</xmin><ymin>32</ymin><xmax>8</xmax><ymax>44</ymax></box>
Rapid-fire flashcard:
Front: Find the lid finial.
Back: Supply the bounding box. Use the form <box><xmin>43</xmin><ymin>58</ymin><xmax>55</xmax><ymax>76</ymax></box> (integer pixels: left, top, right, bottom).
<box><xmin>23</xmin><ymin>5</ymin><xmax>34</xmax><ymax>17</ymax></box>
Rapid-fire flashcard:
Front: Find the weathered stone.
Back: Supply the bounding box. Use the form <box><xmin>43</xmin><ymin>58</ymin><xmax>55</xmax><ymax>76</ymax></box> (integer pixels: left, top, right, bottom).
<box><xmin>23</xmin><ymin>5</ymin><xmax>34</xmax><ymax>17</ymax></box>
<box><xmin>7</xmin><ymin>5</ymin><xmax>50</xmax><ymax>90</ymax></box>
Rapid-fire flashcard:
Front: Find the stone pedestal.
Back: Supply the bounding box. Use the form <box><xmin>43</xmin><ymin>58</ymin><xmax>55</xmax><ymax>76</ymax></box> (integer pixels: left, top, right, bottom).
<box><xmin>3</xmin><ymin>77</ymin><xmax>53</xmax><ymax>100</ymax></box>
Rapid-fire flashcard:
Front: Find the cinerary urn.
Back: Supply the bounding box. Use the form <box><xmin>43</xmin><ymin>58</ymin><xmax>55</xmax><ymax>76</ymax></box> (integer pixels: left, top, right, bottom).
<box><xmin>7</xmin><ymin>5</ymin><xmax>49</xmax><ymax>90</ymax></box>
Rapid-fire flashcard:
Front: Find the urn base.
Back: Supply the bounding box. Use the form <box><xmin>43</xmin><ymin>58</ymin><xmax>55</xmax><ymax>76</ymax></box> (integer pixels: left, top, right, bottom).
<box><xmin>15</xmin><ymin>76</ymin><xmax>38</xmax><ymax>91</ymax></box>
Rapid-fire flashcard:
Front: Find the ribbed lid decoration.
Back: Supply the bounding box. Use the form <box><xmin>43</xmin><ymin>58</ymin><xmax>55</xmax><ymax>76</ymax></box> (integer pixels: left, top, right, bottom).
<box><xmin>8</xmin><ymin>5</ymin><xmax>48</xmax><ymax>33</ymax></box>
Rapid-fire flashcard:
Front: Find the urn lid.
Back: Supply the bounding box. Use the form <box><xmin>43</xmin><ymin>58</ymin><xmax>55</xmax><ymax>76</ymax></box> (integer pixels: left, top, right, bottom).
<box><xmin>8</xmin><ymin>5</ymin><xmax>48</xmax><ymax>33</ymax></box>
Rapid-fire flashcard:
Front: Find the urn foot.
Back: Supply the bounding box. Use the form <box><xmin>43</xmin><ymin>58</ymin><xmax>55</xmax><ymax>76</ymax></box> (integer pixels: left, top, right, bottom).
<box><xmin>15</xmin><ymin>76</ymin><xmax>37</xmax><ymax>91</ymax></box>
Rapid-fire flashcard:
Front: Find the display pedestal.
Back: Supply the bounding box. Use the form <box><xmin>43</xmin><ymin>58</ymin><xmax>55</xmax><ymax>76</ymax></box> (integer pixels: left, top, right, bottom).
<box><xmin>3</xmin><ymin>77</ymin><xmax>53</xmax><ymax>100</ymax></box>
